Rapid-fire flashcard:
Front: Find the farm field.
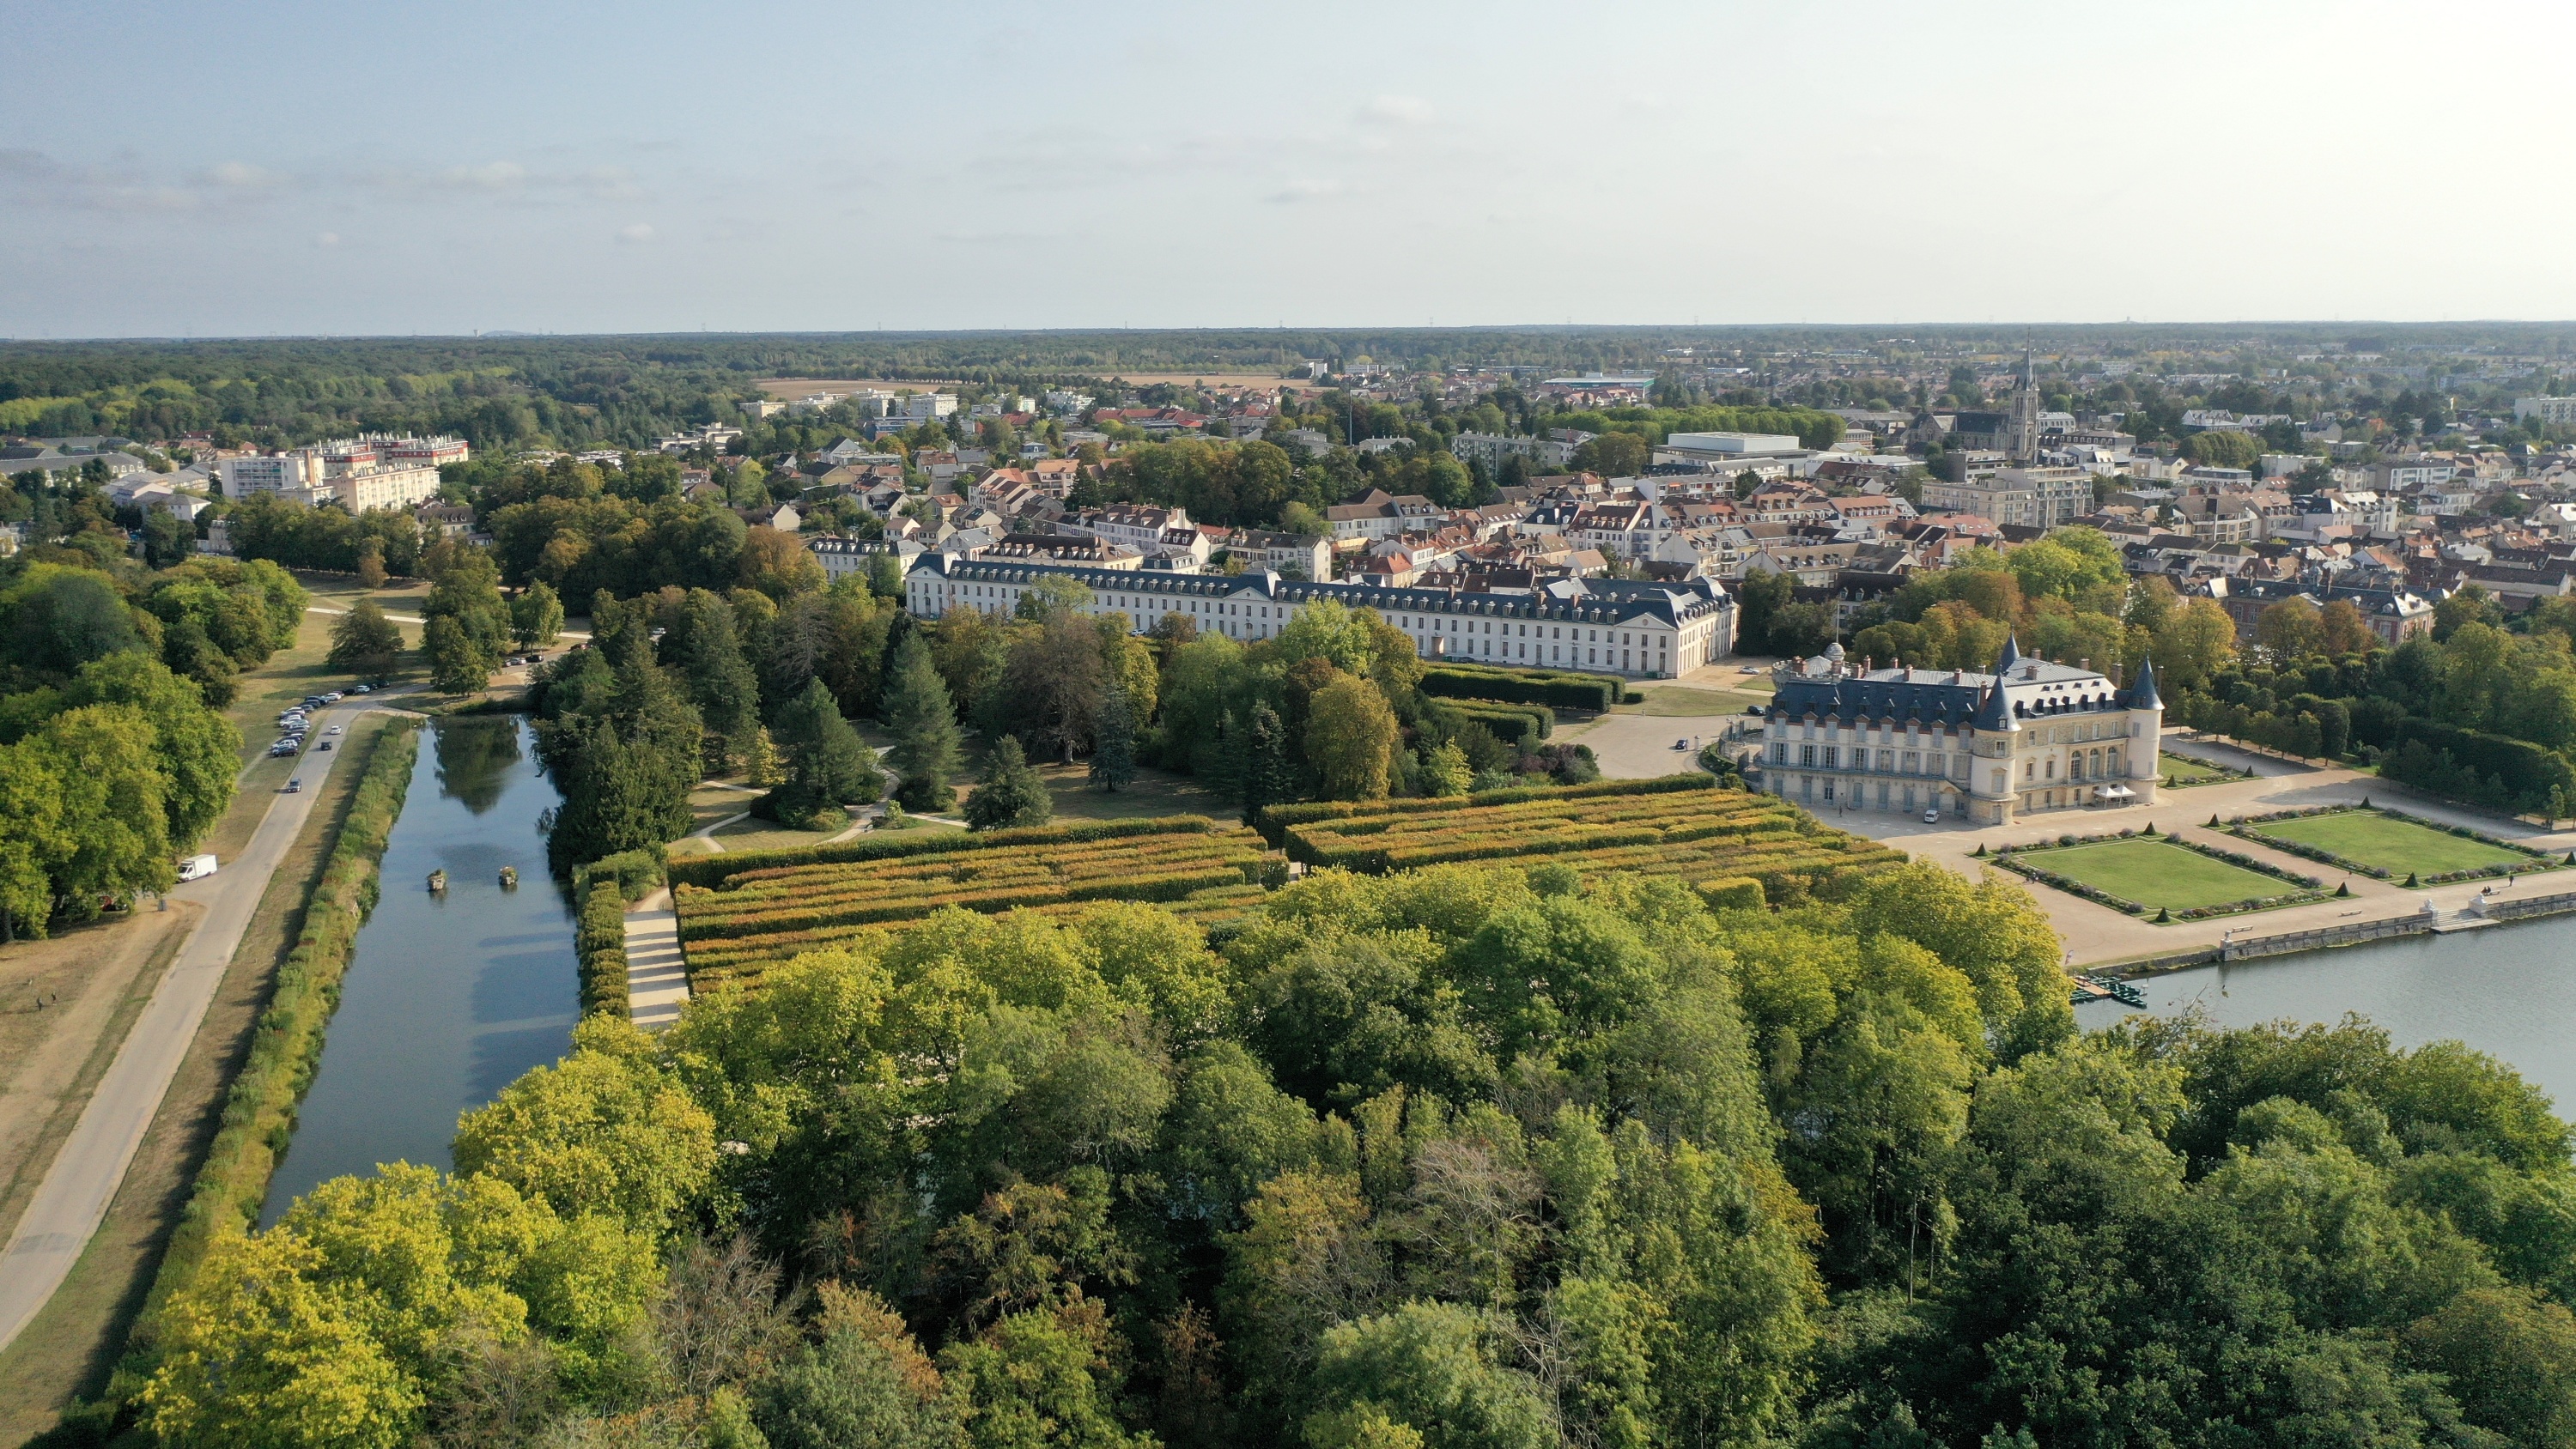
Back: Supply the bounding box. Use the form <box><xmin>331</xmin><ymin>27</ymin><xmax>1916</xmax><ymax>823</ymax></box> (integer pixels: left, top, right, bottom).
<box><xmin>2244</xmin><ymin>810</ymin><xmax>2531</xmax><ymax>877</ymax></box>
<box><xmin>2012</xmin><ymin>838</ymin><xmax>2288</xmax><ymax>912</ymax></box>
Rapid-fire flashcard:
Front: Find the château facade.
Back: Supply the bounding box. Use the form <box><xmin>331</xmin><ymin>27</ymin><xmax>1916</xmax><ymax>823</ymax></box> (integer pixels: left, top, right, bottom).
<box><xmin>1753</xmin><ymin>638</ymin><xmax>2163</xmax><ymax>825</ymax></box>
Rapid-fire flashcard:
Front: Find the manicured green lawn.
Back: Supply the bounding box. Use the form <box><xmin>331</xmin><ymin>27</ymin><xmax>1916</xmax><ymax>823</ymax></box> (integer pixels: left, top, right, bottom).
<box><xmin>2160</xmin><ymin>754</ymin><xmax>2234</xmax><ymax>785</ymax></box>
<box><xmin>1618</xmin><ymin>686</ymin><xmax>1765</xmax><ymax>718</ymax></box>
<box><xmin>2246</xmin><ymin>811</ymin><xmax>2527</xmax><ymax>876</ymax></box>
<box><xmin>2018</xmin><ymin>838</ymin><xmax>2292</xmax><ymax>911</ymax></box>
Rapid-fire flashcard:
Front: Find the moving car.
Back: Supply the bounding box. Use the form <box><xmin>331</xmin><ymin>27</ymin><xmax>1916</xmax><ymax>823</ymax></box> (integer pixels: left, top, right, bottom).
<box><xmin>326</xmin><ymin>724</ymin><xmax>343</xmax><ymax>735</ymax></box>
<box><xmin>318</xmin><ymin>741</ymin><xmax>333</xmax><ymax>751</ymax></box>
<box><xmin>284</xmin><ymin>779</ymin><xmax>302</xmax><ymax>793</ymax></box>
<box><xmin>1673</xmin><ymin>738</ymin><xmax>1690</xmax><ymax>750</ymax></box>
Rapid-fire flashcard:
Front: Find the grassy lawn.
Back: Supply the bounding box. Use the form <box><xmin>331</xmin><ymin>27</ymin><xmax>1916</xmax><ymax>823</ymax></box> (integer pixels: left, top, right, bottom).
<box><xmin>2245</xmin><ymin>811</ymin><xmax>2530</xmax><ymax>877</ymax></box>
<box><xmin>2017</xmin><ymin>838</ymin><xmax>2293</xmax><ymax>912</ymax></box>
<box><xmin>1616</xmin><ymin>686</ymin><xmax>1765</xmax><ymax>718</ymax></box>
<box><xmin>2159</xmin><ymin>754</ymin><xmax>2235</xmax><ymax>785</ymax></box>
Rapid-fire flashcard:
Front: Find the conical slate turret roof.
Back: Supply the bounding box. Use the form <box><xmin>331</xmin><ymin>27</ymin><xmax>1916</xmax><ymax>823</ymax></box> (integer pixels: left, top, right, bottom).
<box><xmin>1972</xmin><ymin>676</ymin><xmax>2018</xmax><ymax>731</ymax></box>
<box><xmin>2128</xmin><ymin>654</ymin><xmax>2162</xmax><ymax>712</ymax></box>
<box><xmin>1993</xmin><ymin>634</ymin><xmax>2022</xmax><ymax>674</ymax></box>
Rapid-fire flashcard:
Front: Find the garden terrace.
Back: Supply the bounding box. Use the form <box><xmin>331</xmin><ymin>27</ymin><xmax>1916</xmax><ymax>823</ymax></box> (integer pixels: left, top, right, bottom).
<box><xmin>1262</xmin><ymin>775</ymin><xmax>1906</xmax><ymax>894</ymax></box>
<box><xmin>671</xmin><ymin>815</ymin><xmax>1268</xmax><ymax>987</ymax></box>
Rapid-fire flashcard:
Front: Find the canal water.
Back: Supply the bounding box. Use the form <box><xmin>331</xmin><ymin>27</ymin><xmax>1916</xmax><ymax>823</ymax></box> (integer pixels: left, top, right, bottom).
<box><xmin>261</xmin><ymin>718</ymin><xmax>579</xmax><ymax>1224</ymax></box>
<box><xmin>2074</xmin><ymin>915</ymin><xmax>2576</xmax><ymax>1108</ymax></box>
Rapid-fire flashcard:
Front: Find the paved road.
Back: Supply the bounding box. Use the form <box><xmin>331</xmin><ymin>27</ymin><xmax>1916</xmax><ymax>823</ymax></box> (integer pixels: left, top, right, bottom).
<box><xmin>303</xmin><ymin>604</ymin><xmax>591</xmax><ymax>640</ymax></box>
<box><xmin>0</xmin><ymin>694</ymin><xmax>395</xmax><ymax>1353</ymax></box>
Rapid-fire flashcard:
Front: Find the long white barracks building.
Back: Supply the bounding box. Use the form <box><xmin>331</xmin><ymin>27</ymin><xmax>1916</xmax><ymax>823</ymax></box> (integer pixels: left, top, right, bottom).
<box><xmin>902</xmin><ymin>554</ymin><xmax>1736</xmax><ymax>678</ymax></box>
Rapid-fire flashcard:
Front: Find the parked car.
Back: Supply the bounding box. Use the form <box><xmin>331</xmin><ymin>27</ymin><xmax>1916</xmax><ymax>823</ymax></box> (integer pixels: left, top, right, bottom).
<box><xmin>350</xmin><ymin>683</ymin><xmax>372</xmax><ymax>694</ymax></box>
<box><xmin>1923</xmin><ymin>809</ymin><xmax>1940</xmax><ymax>823</ymax></box>
<box><xmin>177</xmin><ymin>853</ymin><xmax>219</xmax><ymax>882</ymax></box>
<box><xmin>323</xmin><ymin>691</ymin><xmax>343</xmax><ymax>702</ymax></box>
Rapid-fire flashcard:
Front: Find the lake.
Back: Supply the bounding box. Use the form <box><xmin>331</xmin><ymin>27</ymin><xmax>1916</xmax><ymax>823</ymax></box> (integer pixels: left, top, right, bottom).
<box><xmin>2075</xmin><ymin>915</ymin><xmax>2576</xmax><ymax>1109</ymax></box>
<box><xmin>260</xmin><ymin>718</ymin><xmax>579</xmax><ymax>1224</ymax></box>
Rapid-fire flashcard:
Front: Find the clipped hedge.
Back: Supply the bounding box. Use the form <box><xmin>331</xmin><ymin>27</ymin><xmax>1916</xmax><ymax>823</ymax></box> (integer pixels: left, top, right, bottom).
<box><xmin>2387</xmin><ymin>718</ymin><xmax>2576</xmax><ymax>815</ymax></box>
<box><xmin>1254</xmin><ymin>773</ymin><xmax>1713</xmax><ymax>846</ymax></box>
<box><xmin>665</xmin><ymin>814</ymin><xmax>1217</xmax><ymax>888</ymax></box>
<box><xmin>1429</xmin><ymin>698</ymin><xmax>1552</xmax><ymax>750</ymax></box>
<box><xmin>120</xmin><ymin>717</ymin><xmax>422</xmax><ymax>1382</ymax></box>
<box><xmin>1422</xmin><ymin>664</ymin><xmax>1624</xmax><ymax>712</ymax></box>
<box><xmin>574</xmin><ymin>878</ymin><xmax>629</xmax><ymax>1016</ymax></box>
<box><xmin>1696</xmin><ymin>876</ymin><xmax>1766</xmax><ymax>911</ymax></box>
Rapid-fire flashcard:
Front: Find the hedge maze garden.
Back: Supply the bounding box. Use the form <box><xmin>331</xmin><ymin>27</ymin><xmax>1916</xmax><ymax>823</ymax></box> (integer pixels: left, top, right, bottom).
<box><xmin>671</xmin><ymin>775</ymin><xmax>1909</xmax><ymax>991</ymax></box>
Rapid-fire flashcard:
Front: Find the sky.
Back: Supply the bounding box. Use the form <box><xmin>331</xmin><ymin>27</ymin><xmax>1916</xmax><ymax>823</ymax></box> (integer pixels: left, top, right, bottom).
<box><xmin>4</xmin><ymin>0</ymin><xmax>2572</xmax><ymax>338</ymax></box>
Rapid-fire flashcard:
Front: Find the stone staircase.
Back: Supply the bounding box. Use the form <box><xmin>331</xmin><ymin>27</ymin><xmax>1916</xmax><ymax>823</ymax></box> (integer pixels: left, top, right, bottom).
<box><xmin>623</xmin><ymin>889</ymin><xmax>690</xmax><ymax>1028</ymax></box>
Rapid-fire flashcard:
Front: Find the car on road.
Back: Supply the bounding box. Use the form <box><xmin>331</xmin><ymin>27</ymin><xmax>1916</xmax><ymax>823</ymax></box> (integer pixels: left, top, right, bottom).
<box><xmin>1673</xmin><ymin>737</ymin><xmax>1690</xmax><ymax>750</ymax></box>
<box><xmin>318</xmin><ymin>741</ymin><xmax>333</xmax><ymax>751</ymax></box>
<box><xmin>284</xmin><ymin>779</ymin><xmax>302</xmax><ymax>792</ymax></box>
<box><xmin>326</xmin><ymin>724</ymin><xmax>343</xmax><ymax>735</ymax></box>
<box><xmin>177</xmin><ymin>853</ymin><xmax>219</xmax><ymax>882</ymax></box>
<box><xmin>1923</xmin><ymin>809</ymin><xmax>1940</xmax><ymax>823</ymax></box>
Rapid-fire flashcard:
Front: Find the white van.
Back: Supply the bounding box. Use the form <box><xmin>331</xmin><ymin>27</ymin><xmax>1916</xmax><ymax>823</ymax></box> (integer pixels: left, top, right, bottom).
<box><xmin>178</xmin><ymin>853</ymin><xmax>219</xmax><ymax>882</ymax></box>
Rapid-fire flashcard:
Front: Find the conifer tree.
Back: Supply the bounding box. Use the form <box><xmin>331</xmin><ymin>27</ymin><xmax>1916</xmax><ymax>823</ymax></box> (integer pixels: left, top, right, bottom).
<box><xmin>1240</xmin><ymin>704</ymin><xmax>1298</xmax><ymax>824</ymax></box>
<box><xmin>1091</xmin><ymin>683</ymin><xmax>1135</xmax><ymax>792</ymax></box>
<box><xmin>963</xmin><ymin>736</ymin><xmax>1053</xmax><ymax>831</ymax></box>
<box><xmin>884</xmin><ymin>633</ymin><xmax>961</xmax><ymax>813</ymax></box>
<box><xmin>770</xmin><ymin>678</ymin><xmax>879</xmax><ymax>828</ymax></box>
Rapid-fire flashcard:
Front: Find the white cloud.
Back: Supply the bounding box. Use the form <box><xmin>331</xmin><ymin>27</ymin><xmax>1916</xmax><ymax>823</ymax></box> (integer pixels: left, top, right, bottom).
<box><xmin>316</xmin><ymin>231</ymin><xmax>340</xmax><ymax>247</ymax></box>
<box><xmin>1265</xmin><ymin>179</ymin><xmax>1346</xmax><ymax>204</ymax></box>
<box><xmin>440</xmin><ymin>161</ymin><xmax>528</xmax><ymax>191</ymax></box>
<box><xmin>209</xmin><ymin>161</ymin><xmax>283</xmax><ymax>188</ymax></box>
<box><xmin>1358</xmin><ymin>94</ymin><xmax>1434</xmax><ymax>126</ymax></box>
<box><xmin>617</xmin><ymin>222</ymin><xmax>654</xmax><ymax>243</ymax></box>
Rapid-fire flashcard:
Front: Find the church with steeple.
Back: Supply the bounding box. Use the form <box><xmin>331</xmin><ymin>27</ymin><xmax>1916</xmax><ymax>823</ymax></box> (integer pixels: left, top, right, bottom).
<box><xmin>2003</xmin><ymin>344</ymin><xmax>2044</xmax><ymax>464</ymax></box>
<box><xmin>1753</xmin><ymin>635</ymin><xmax>2163</xmax><ymax>826</ymax></box>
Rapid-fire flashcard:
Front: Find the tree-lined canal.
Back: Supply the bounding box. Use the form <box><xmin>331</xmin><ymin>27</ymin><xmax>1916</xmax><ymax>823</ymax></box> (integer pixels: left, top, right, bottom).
<box><xmin>260</xmin><ymin>718</ymin><xmax>579</xmax><ymax>1225</ymax></box>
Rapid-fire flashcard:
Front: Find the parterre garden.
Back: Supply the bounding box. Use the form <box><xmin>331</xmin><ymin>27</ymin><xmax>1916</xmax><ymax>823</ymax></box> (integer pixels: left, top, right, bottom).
<box><xmin>671</xmin><ymin>775</ymin><xmax>1909</xmax><ymax>991</ymax></box>
<box><xmin>2232</xmin><ymin>805</ymin><xmax>2571</xmax><ymax>885</ymax></box>
<box><xmin>1993</xmin><ymin>828</ymin><xmax>2330</xmax><ymax>920</ymax></box>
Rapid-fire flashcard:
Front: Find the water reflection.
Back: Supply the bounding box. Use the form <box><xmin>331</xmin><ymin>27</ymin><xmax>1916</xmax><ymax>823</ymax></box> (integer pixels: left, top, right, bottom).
<box><xmin>2076</xmin><ymin>916</ymin><xmax>2576</xmax><ymax>1107</ymax></box>
<box><xmin>434</xmin><ymin>716</ymin><xmax>524</xmax><ymax>815</ymax></box>
<box><xmin>262</xmin><ymin>718</ymin><xmax>577</xmax><ymax>1223</ymax></box>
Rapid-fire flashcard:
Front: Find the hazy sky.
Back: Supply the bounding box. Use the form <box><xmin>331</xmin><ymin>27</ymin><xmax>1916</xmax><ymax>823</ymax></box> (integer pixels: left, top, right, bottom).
<box><xmin>5</xmin><ymin>0</ymin><xmax>2570</xmax><ymax>338</ymax></box>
